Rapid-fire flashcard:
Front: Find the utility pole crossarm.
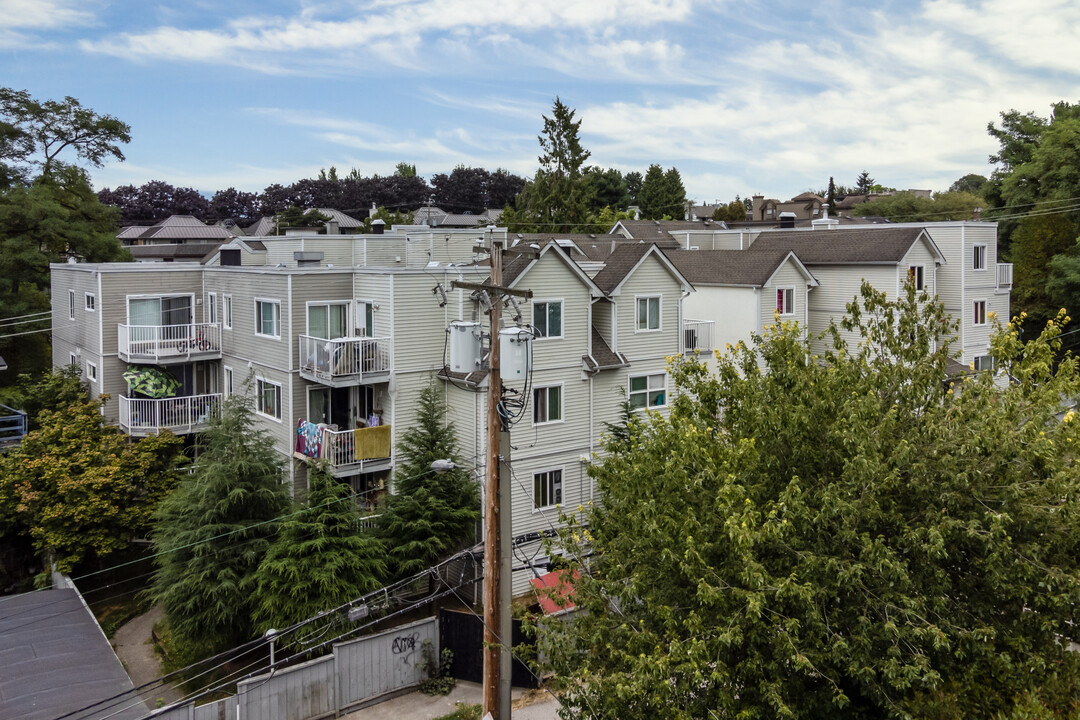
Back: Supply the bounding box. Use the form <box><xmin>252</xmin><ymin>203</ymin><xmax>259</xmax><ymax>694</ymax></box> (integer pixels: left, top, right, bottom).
<box><xmin>450</xmin><ymin>279</ymin><xmax>533</xmax><ymax>300</ymax></box>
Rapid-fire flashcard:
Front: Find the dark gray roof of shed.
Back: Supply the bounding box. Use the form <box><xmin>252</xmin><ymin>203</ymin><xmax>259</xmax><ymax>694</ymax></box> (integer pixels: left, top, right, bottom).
<box><xmin>667</xmin><ymin>248</ymin><xmax>797</xmax><ymax>287</ymax></box>
<box><xmin>0</xmin><ymin>588</ymin><xmax>143</xmax><ymax>720</ymax></box>
<box><xmin>750</xmin><ymin>227</ymin><xmax>930</xmax><ymax>264</ymax></box>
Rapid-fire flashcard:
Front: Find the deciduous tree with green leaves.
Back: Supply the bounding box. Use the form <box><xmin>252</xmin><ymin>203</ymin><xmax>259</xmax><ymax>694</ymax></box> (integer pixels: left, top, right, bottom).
<box><xmin>0</xmin><ymin>394</ymin><xmax>184</xmax><ymax>573</ymax></box>
<box><xmin>378</xmin><ymin>383</ymin><xmax>479</xmax><ymax>578</ymax></box>
<box><xmin>148</xmin><ymin>390</ymin><xmax>289</xmax><ymax>660</ymax></box>
<box><xmin>540</xmin><ymin>284</ymin><xmax>1080</xmax><ymax>720</ymax></box>
<box><xmin>252</xmin><ymin>465</ymin><xmax>387</xmax><ymax>646</ymax></box>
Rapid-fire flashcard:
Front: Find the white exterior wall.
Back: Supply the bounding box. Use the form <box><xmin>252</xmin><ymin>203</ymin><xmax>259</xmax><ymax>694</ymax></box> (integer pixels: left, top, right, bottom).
<box><xmin>683</xmin><ymin>285</ymin><xmax>757</xmax><ymax>364</ymax></box>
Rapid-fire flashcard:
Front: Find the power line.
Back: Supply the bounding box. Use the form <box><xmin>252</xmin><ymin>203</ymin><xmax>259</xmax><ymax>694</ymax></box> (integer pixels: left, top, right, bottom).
<box><xmin>0</xmin><ymin>314</ymin><xmax>52</xmax><ymax>329</ymax></box>
<box><xmin>0</xmin><ymin>326</ymin><xmax>53</xmax><ymax>340</ymax></box>
<box><xmin>0</xmin><ymin>309</ymin><xmax>52</xmax><ymax>322</ymax></box>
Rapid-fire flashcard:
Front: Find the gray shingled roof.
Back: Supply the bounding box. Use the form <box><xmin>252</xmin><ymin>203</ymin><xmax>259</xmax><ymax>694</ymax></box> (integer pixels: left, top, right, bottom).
<box><xmin>0</xmin><ymin>588</ymin><xmax>143</xmax><ymax>720</ymax></box>
<box><xmin>750</xmin><ymin>227</ymin><xmax>931</xmax><ymax>264</ymax></box>
<box><xmin>667</xmin><ymin>248</ymin><xmax>797</xmax><ymax>287</ymax></box>
<box><xmin>613</xmin><ymin>220</ymin><xmax>719</xmax><ymax>244</ymax></box>
<box><xmin>130</xmin><ymin>243</ymin><xmax>226</xmax><ymax>262</ymax></box>
<box><xmin>118</xmin><ymin>215</ymin><xmax>237</xmax><ymax>242</ymax></box>
<box><xmin>588</xmin><ymin>327</ymin><xmax>629</xmax><ymax>369</ymax></box>
<box><xmin>592</xmin><ymin>243</ymin><xmax>655</xmax><ymax>293</ymax></box>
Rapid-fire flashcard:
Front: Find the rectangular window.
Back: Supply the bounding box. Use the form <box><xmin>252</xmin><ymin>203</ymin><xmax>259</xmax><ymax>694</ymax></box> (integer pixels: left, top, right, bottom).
<box><xmin>85</xmin><ymin>292</ymin><xmax>96</xmax><ymax>312</ymax></box>
<box><xmin>223</xmin><ymin>366</ymin><xmax>234</xmax><ymax>398</ymax></box>
<box><xmin>356</xmin><ymin>301</ymin><xmax>374</xmax><ymax>337</ymax></box>
<box><xmin>636</xmin><ymin>296</ymin><xmax>661</xmax><ymax>331</ymax></box>
<box><xmin>308</xmin><ymin>302</ymin><xmax>348</xmax><ymax>339</ymax></box>
<box><xmin>223</xmin><ymin>295</ymin><xmax>233</xmax><ymax>329</ymax></box>
<box><xmin>207</xmin><ymin>292</ymin><xmax>217</xmax><ymax>325</ymax></box>
<box><xmin>68</xmin><ymin>290</ymin><xmax>75</xmax><ymax>320</ymax></box>
<box><xmin>776</xmin><ymin>288</ymin><xmax>794</xmax><ymax>315</ymax></box>
<box><xmin>974</xmin><ymin>355</ymin><xmax>995</xmax><ymax>372</ymax></box>
<box><xmin>973</xmin><ymin>244</ymin><xmax>986</xmax><ymax>270</ymax></box>
<box><xmin>257</xmin><ymin>378</ymin><xmax>281</xmax><ymax>419</ymax></box>
<box><xmin>69</xmin><ymin>353</ymin><xmax>77</xmax><ymax>367</ymax></box>
<box><xmin>629</xmin><ymin>373</ymin><xmax>666</xmax><ymax>410</ymax></box>
<box><xmin>533</xmin><ymin>469</ymin><xmax>563</xmax><ymax>510</ymax></box>
<box><xmin>973</xmin><ymin>300</ymin><xmax>987</xmax><ymax>326</ymax></box>
<box><xmin>532</xmin><ymin>385</ymin><xmax>562</xmax><ymax>424</ymax></box>
<box><xmin>86</xmin><ymin>360</ymin><xmax>97</xmax><ymax>384</ymax></box>
<box><xmin>533</xmin><ymin>300</ymin><xmax>562</xmax><ymax>339</ymax></box>
<box><xmin>255</xmin><ymin>299</ymin><xmax>281</xmax><ymax>338</ymax></box>
<box><xmin>908</xmin><ymin>265</ymin><xmax>924</xmax><ymax>291</ymax></box>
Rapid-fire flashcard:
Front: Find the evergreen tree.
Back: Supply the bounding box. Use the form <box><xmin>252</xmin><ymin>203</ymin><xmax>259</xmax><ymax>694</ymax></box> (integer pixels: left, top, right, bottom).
<box><xmin>663</xmin><ymin>167</ymin><xmax>687</xmax><ymax>218</ymax></box>
<box><xmin>378</xmin><ymin>383</ymin><xmax>479</xmax><ymax>577</ymax></box>
<box><xmin>148</xmin><ymin>389</ymin><xmax>290</xmax><ymax>660</ymax></box>
<box><xmin>252</xmin><ymin>465</ymin><xmax>387</xmax><ymax>646</ymax></box>
<box><xmin>855</xmin><ymin>170</ymin><xmax>875</xmax><ymax>196</ymax></box>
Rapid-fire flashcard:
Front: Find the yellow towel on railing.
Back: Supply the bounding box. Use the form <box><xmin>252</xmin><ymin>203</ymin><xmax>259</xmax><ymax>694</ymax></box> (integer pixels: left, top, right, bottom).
<box><xmin>353</xmin><ymin>424</ymin><xmax>391</xmax><ymax>460</ymax></box>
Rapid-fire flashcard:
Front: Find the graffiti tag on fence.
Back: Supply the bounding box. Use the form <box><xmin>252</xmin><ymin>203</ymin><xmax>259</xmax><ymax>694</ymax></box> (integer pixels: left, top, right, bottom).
<box><xmin>391</xmin><ymin>632</ymin><xmax>420</xmax><ymax>664</ymax></box>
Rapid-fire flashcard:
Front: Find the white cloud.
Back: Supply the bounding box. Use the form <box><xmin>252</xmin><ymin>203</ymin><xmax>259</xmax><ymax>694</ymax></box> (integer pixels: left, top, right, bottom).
<box><xmin>0</xmin><ymin>0</ymin><xmax>94</xmax><ymax>47</ymax></box>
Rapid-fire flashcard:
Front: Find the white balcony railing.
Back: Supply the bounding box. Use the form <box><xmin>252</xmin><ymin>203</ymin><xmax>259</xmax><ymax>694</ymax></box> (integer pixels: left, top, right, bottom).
<box><xmin>682</xmin><ymin>319</ymin><xmax>715</xmax><ymax>354</ymax></box>
<box><xmin>295</xmin><ymin>420</ymin><xmax>392</xmax><ymax>474</ymax></box>
<box><xmin>119</xmin><ymin>393</ymin><xmax>220</xmax><ymax>436</ymax></box>
<box><xmin>298</xmin><ymin>335</ymin><xmax>392</xmax><ymax>385</ymax></box>
<box><xmin>997</xmin><ymin>262</ymin><xmax>1013</xmax><ymax>290</ymax></box>
<box><xmin>118</xmin><ymin>323</ymin><xmax>222</xmax><ymax>363</ymax></box>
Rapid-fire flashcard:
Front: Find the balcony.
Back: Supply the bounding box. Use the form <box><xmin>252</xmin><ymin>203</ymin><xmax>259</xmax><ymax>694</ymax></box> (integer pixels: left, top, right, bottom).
<box><xmin>682</xmin><ymin>319</ymin><xmax>715</xmax><ymax>354</ymax></box>
<box><xmin>298</xmin><ymin>336</ymin><xmax>392</xmax><ymax>387</ymax></box>
<box><xmin>997</xmin><ymin>262</ymin><xmax>1013</xmax><ymax>291</ymax></box>
<box><xmin>0</xmin><ymin>404</ymin><xmax>27</xmax><ymax>451</ymax></box>
<box><xmin>118</xmin><ymin>393</ymin><xmax>221</xmax><ymax>437</ymax></box>
<box><xmin>294</xmin><ymin>421</ymin><xmax>392</xmax><ymax>477</ymax></box>
<box><xmin>118</xmin><ymin>323</ymin><xmax>222</xmax><ymax>364</ymax></box>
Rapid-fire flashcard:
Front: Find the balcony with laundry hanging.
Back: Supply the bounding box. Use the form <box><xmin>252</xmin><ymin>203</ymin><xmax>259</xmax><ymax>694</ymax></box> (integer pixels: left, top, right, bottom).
<box><xmin>293</xmin><ymin>415</ymin><xmax>393</xmax><ymax>478</ymax></box>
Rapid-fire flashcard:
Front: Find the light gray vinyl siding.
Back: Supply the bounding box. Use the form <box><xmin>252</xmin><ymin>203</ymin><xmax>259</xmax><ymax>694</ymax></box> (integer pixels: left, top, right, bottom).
<box><xmin>205</xmin><ymin>269</ymin><xmax>291</xmax><ymax>372</ymax></box>
<box><xmin>50</xmin><ymin>266</ymin><xmax>103</xmax><ymax>358</ymax></box>
<box><xmin>760</xmin><ymin>259</ymin><xmax>811</xmax><ymax>333</ymax></box>
<box><xmin>101</xmin><ymin>269</ymin><xmax>204</xmax><ymax>353</ymax></box>
<box><xmin>592</xmin><ymin>298</ymin><xmax>613</xmax><ymax>348</ymax></box>
<box><xmin>804</xmin><ymin>264</ymin><xmax>897</xmax><ymax>352</ymax></box>
<box><xmin>524</xmin><ymin>253</ymin><xmax>592</xmax><ymax>371</ymax></box>
<box><xmin>614</xmin><ymin>257</ymin><xmax>682</xmax><ymax>361</ymax></box>
<box><xmin>899</xmin><ymin>241</ymin><xmax>939</xmax><ymax>301</ymax></box>
<box><xmin>683</xmin><ymin>285</ymin><xmax>757</xmax><ymax>361</ymax></box>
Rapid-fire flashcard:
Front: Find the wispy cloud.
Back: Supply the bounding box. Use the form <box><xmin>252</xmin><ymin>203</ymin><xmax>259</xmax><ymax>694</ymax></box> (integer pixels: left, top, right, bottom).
<box><xmin>0</xmin><ymin>0</ymin><xmax>95</xmax><ymax>48</ymax></box>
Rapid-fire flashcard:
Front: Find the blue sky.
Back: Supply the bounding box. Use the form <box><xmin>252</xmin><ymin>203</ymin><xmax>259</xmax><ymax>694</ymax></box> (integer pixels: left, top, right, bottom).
<box><xmin>3</xmin><ymin>0</ymin><xmax>1079</xmax><ymax>204</ymax></box>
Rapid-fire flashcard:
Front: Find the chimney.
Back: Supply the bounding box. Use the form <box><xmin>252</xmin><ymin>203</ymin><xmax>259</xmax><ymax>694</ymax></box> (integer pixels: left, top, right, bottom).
<box><xmin>371</xmin><ymin>219</ymin><xmax>385</xmax><ymax>235</ymax></box>
<box><xmin>325</xmin><ymin>219</ymin><xmax>339</xmax><ymax>235</ymax></box>
<box><xmin>779</xmin><ymin>211</ymin><xmax>796</xmax><ymax>229</ymax></box>
<box><xmin>751</xmin><ymin>194</ymin><xmax>764</xmax><ymax>221</ymax></box>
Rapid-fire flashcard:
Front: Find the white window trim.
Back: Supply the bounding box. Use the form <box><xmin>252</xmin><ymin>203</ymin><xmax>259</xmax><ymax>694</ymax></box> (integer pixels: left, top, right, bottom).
<box><xmin>776</xmin><ymin>287</ymin><xmax>795</xmax><ymax>316</ymax></box>
<box><xmin>973</xmin><ymin>299</ymin><xmax>988</xmax><ymax>326</ymax></box>
<box><xmin>223</xmin><ymin>365</ymin><xmax>234</xmax><ymax>398</ymax></box>
<box><xmin>255</xmin><ymin>377</ymin><xmax>283</xmax><ymax>422</ymax></box>
<box><xmin>355</xmin><ymin>299</ymin><xmax>375</xmax><ymax>337</ymax></box>
<box><xmin>68</xmin><ymin>290</ymin><xmax>75</xmax><ymax>320</ymax></box>
<box><xmin>124</xmin><ymin>293</ymin><xmax>196</xmax><ymax>325</ymax></box>
<box><xmin>973</xmin><ymin>244</ymin><xmax>987</xmax><ymax>271</ymax></box>
<box><xmin>629</xmin><ymin>372</ymin><xmax>668</xmax><ymax>411</ymax></box>
<box><xmin>532</xmin><ymin>383</ymin><xmax>564</xmax><ymax>426</ymax></box>
<box><xmin>85</xmin><ymin>360</ymin><xmax>97</xmax><ymax>384</ymax></box>
<box><xmin>254</xmin><ymin>298</ymin><xmax>282</xmax><ymax>339</ymax></box>
<box><xmin>974</xmin><ymin>354</ymin><xmax>995</xmax><ymax>372</ymax></box>
<box><xmin>634</xmin><ymin>295</ymin><xmax>662</xmax><ymax>332</ymax></box>
<box><xmin>207</xmin><ymin>292</ymin><xmax>217</xmax><ymax>325</ymax></box>
<box><xmin>532</xmin><ymin>298</ymin><xmax>564</xmax><ymax>340</ymax></box>
<box><xmin>532</xmin><ymin>466</ymin><xmax>564</xmax><ymax>512</ymax></box>
<box><xmin>84</xmin><ymin>292</ymin><xmax>96</xmax><ymax>312</ymax></box>
<box><xmin>305</xmin><ymin>300</ymin><xmax>352</xmax><ymax>337</ymax></box>
<box><xmin>907</xmin><ymin>265</ymin><xmax>925</xmax><ymax>291</ymax></box>
<box><xmin>68</xmin><ymin>353</ymin><xmax>78</xmax><ymax>367</ymax></box>
<box><xmin>223</xmin><ymin>294</ymin><xmax>233</xmax><ymax>330</ymax></box>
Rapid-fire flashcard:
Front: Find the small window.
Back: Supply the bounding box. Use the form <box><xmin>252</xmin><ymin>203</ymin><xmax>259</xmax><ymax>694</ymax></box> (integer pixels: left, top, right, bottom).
<box><xmin>973</xmin><ymin>300</ymin><xmax>987</xmax><ymax>326</ymax></box>
<box><xmin>533</xmin><ymin>300</ymin><xmax>563</xmax><ymax>339</ymax></box>
<box><xmin>629</xmin><ymin>373</ymin><xmax>666</xmax><ymax>410</ymax></box>
<box><xmin>223</xmin><ymin>366</ymin><xmax>234</xmax><ymax>398</ymax></box>
<box><xmin>973</xmin><ymin>244</ymin><xmax>986</xmax><ymax>270</ymax></box>
<box><xmin>636</xmin><ymin>296</ymin><xmax>661</xmax><ymax>331</ymax></box>
<box><xmin>207</xmin><ymin>292</ymin><xmax>217</xmax><ymax>325</ymax></box>
<box><xmin>85</xmin><ymin>292</ymin><xmax>96</xmax><ymax>312</ymax></box>
<box><xmin>532</xmin><ymin>385</ymin><xmax>562</xmax><ymax>424</ymax></box>
<box><xmin>68</xmin><ymin>290</ymin><xmax>75</xmax><ymax>320</ymax></box>
<box><xmin>533</xmin><ymin>469</ymin><xmax>563</xmax><ymax>510</ymax></box>
<box><xmin>86</xmin><ymin>360</ymin><xmax>97</xmax><ymax>384</ymax></box>
<box><xmin>908</xmin><ymin>266</ymin><xmax>924</xmax><ymax>291</ymax></box>
<box><xmin>974</xmin><ymin>355</ymin><xmax>995</xmax><ymax>372</ymax></box>
<box><xmin>69</xmin><ymin>353</ymin><xmax>78</xmax><ymax>367</ymax></box>
<box><xmin>776</xmin><ymin>288</ymin><xmax>794</xmax><ymax>315</ymax></box>
<box><xmin>257</xmin><ymin>378</ymin><xmax>281</xmax><ymax>419</ymax></box>
<box><xmin>223</xmin><ymin>295</ymin><xmax>233</xmax><ymax>329</ymax></box>
<box><xmin>255</xmin><ymin>299</ymin><xmax>280</xmax><ymax>338</ymax></box>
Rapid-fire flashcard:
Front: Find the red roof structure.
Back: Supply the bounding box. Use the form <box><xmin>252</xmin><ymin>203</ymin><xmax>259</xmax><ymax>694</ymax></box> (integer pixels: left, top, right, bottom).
<box><xmin>529</xmin><ymin>569</ymin><xmax>578</xmax><ymax>615</ymax></box>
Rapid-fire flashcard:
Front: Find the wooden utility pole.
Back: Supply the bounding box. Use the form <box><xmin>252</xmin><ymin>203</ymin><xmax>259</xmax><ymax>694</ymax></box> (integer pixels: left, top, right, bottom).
<box><xmin>483</xmin><ymin>235</ymin><xmax>503</xmax><ymax>719</ymax></box>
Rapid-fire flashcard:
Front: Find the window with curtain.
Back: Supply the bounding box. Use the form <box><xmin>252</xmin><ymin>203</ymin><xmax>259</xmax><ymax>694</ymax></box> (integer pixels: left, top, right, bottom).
<box><xmin>308</xmin><ymin>303</ymin><xmax>348</xmax><ymax>339</ymax></box>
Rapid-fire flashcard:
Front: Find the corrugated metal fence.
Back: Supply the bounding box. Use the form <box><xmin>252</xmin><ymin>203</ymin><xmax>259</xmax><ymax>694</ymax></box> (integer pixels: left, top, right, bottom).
<box><xmin>150</xmin><ymin>617</ymin><xmax>437</xmax><ymax>720</ymax></box>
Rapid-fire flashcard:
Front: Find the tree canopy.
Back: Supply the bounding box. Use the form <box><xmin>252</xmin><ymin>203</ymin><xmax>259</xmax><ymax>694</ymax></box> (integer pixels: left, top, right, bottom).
<box><xmin>540</xmin><ymin>284</ymin><xmax>1080</xmax><ymax>719</ymax></box>
<box><xmin>852</xmin><ymin>190</ymin><xmax>984</xmax><ymax>222</ymax></box>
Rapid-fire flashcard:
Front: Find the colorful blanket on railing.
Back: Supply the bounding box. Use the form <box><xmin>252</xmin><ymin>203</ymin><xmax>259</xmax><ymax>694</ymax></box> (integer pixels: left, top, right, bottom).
<box><xmin>295</xmin><ymin>419</ymin><xmax>324</xmax><ymax>458</ymax></box>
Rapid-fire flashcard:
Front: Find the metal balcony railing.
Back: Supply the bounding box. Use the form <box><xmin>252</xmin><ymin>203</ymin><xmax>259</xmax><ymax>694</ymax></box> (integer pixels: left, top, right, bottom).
<box><xmin>118</xmin><ymin>323</ymin><xmax>222</xmax><ymax>363</ymax></box>
<box><xmin>682</xmin><ymin>319</ymin><xmax>715</xmax><ymax>354</ymax></box>
<box><xmin>0</xmin><ymin>404</ymin><xmax>27</xmax><ymax>450</ymax></box>
<box><xmin>997</xmin><ymin>262</ymin><xmax>1013</xmax><ymax>290</ymax></box>
<box><xmin>298</xmin><ymin>336</ymin><xmax>392</xmax><ymax>385</ymax></box>
<box><xmin>118</xmin><ymin>393</ymin><xmax>220</xmax><ymax>436</ymax></box>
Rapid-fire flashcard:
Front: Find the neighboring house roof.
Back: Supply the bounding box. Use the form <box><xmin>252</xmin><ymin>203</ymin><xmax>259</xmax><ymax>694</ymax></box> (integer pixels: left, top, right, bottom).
<box><xmin>244</xmin><ymin>217</ymin><xmax>276</xmax><ymax>236</ymax></box>
<box><xmin>584</xmin><ymin>327</ymin><xmax>629</xmax><ymax>371</ymax></box>
<box><xmin>668</xmin><ymin>248</ymin><xmax>818</xmax><ymax>288</ymax></box>
<box><xmin>501</xmin><ymin>242</ymin><xmax>604</xmax><ymax>297</ymax></box>
<box><xmin>610</xmin><ymin>220</ymin><xmax>717</xmax><ymax>245</ymax></box>
<box><xmin>750</xmin><ymin>227</ymin><xmax>946</xmax><ymax>265</ymax></box>
<box><xmin>0</xmin><ymin>588</ymin><xmax>143</xmax><ymax>720</ymax></box>
<box><xmin>130</xmin><ymin>243</ymin><xmax>227</xmax><ymax>262</ymax></box>
<box><xmin>591</xmin><ymin>243</ymin><xmax>692</xmax><ymax>296</ymax></box>
<box><xmin>118</xmin><ymin>215</ymin><xmax>237</xmax><ymax>242</ymax></box>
